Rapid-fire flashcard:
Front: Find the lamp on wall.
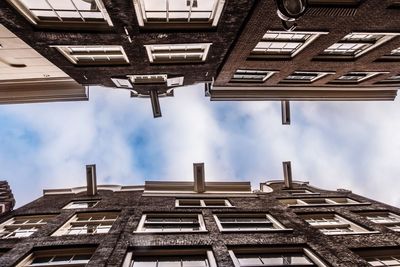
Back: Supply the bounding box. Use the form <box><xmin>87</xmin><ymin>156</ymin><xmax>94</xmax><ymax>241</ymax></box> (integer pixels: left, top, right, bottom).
<box><xmin>275</xmin><ymin>0</ymin><xmax>308</xmax><ymax>31</ymax></box>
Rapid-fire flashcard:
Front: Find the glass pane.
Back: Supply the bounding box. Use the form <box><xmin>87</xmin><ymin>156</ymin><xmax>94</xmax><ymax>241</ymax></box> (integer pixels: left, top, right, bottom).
<box><xmin>47</xmin><ymin>0</ymin><xmax>76</xmax><ymax>10</ymax></box>
<box><xmin>73</xmin><ymin>0</ymin><xmax>99</xmax><ymax>11</ymax></box>
<box><xmin>20</xmin><ymin>0</ymin><xmax>50</xmax><ymax>9</ymax></box>
<box><xmin>32</xmin><ymin>256</ymin><xmax>53</xmax><ymax>264</ymax></box>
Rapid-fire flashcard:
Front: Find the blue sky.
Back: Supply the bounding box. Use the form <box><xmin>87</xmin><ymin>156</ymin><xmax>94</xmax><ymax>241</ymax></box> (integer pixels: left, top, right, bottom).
<box><xmin>0</xmin><ymin>85</ymin><xmax>399</xmax><ymax>208</ymax></box>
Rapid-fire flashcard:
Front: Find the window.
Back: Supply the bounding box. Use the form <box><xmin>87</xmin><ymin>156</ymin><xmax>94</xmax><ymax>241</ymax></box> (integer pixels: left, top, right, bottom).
<box><xmin>214</xmin><ymin>213</ymin><xmax>289</xmax><ymax>232</ymax></box>
<box><xmin>129</xmin><ymin>74</ymin><xmax>168</xmax><ymax>84</ymax></box>
<box><xmin>300</xmin><ymin>213</ymin><xmax>371</xmax><ymax>235</ymax></box>
<box><xmin>229</xmin><ymin>247</ymin><xmax>327</xmax><ymax>267</ymax></box>
<box><xmin>283</xmin><ymin>189</ymin><xmax>320</xmax><ymax>196</ymax></box>
<box><xmin>319</xmin><ymin>33</ymin><xmax>399</xmax><ymax>59</ymax></box>
<box><xmin>358</xmin><ymin>211</ymin><xmax>400</xmax><ymax>232</ymax></box>
<box><xmin>0</xmin><ymin>215</ymin><xmax>55</xmax><ymax>239</ymax></box>
<box><xmin>376</xmin><ymin>74</ymin><xmax>400</xmax><ymax>83</ymax></box>
<box><xmin>250</xmin><ymin>31</ymin><xmax>327</xmax><ymax>59</ymax></box>
<box><xmin>145</xmin><ymin>43</ymin><xmax>211</xmax><ymax>64</ymax></box>
<box><xmin>281</xmin><ymin>71</ymin><xmax>334</xmax><ymax>83</ymax></box>
<box><xmin>176</xmin><ymin>199</ymin><xmax>233</xmax><ymax>208</ymax></box>
<box><xmin>53</xmin><ymin>45</ymin><xmax>129</xmax><ymax>65</ymax></box>
<box><xmin>16</xmin><ymin>247</ymin><xmax>95</xmax><ymax>267</ymax></box>
<box><xmin>379</xmin><ymin>47</ymin><xmax>400</xmax><ymax>61</ymax></box>
<box><xmin>279</xmin><ymin>197</ymin><xmax>365</xmax><ymax>207</ymax></box>
<box><xmin>355</xmin><ymin>248</ymin><xmax>400</xmax><ymax>267</ymax></box>
<box><xmin>135</xmin><ymin>213</ymin><xmax>207</xmax><ymax>233</ymax></box>
<box><xmin>332</xmin><ymin>72</ymin><xmax>385</xmax><ymax>83</ymax></box>
<box><xmin>230</xmin><ymin>69</ymin><xmax>276</xmax><ymax>83</ymax></box>
<box><xmin>123</xmin><ymin>248</ymin><xmax>217</xmax><ymax>267</ymax></box>
<box><xmin>63</xmin><ymin>200</ymin><xmax>99</xmax><ymax>209</ymax></box>
<box><xmin>133</xmin><ymin>0</ymin><xmax>225</xmax><ymax>28</ymax></box>
<box><xmin>52</xmin><ymin>212</ymin><xmax>118</xmax><ymax>236</ymax></box>
<box><xmin>7</xmin><ymin>0</ymin><xmax>113</xmax><ymax>29</ymax></box>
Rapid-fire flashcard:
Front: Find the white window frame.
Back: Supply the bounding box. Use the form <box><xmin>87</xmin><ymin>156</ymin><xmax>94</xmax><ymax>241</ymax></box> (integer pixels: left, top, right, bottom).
<box><xmin>228</xmin><ymin>247</ymin><xmax>327</xmax><ymax>267</ymax></box>
<box><xmin>357</xmin><ymin>248</ymin><xmax>400</xmax><ymax>266</ymax></box>
<box><xmin>250</xmin><ymin>31</ymin><xmax>328</xmax><ymax>58</ymax></box>
<box><xmin>282</xmin><ymin>71</ymin><xmax>335</xmax><ymax>83</ymax></box>
<box><xmin>122</xmin><ymin>248</ymin><xmax>217</xmax><ymax>267</ymax></box>
<box><xmin>63</xmin><ymin>200</ymin><xmax>99</xmax><ymax>209</ymax></box>
<box><xmin>301</xmin><ymin>213</ymin><xmax>374</xmax><ymax>235</ymax></box>
<box><xmin>175</xmin><ymin>199</ymin><xmax>234</xmax><ymax>208</ymax></box>
<box><xmin>360</xmin><ymin>211</ymin><xmax>400</xmax><ymax>232</ymax></box>
<box><xmin>52</xmin><ymin>212</ymin><xmax>118</xmax><ymax>236</ymax></box>
<box><xmin>334</xmin><ymin>72</ymin><xmax>386</xmax><ymax>83</ymax></box>
<box><xmin>279</xmin><ymin>197</ymin><xmax>368</xmax><ymax>207</ymax></box>
<box><xmin>135</xmin><ymin>213</ymin><xmax>207</xmax><ymax>233</ymax></box>
<box><xmin>0</xmin><ymin>215</ymin><xmax>54</xmax><ymax>239</ymax></box>
<box><xmin>52</xmin><ymin>45</ymin><xmax>129</xmax><ymax>65</ymax></box>
<box><xmin>230</xmin><ymin>69</ymin><xmax>276</xmax><ymax>83</ymax></box>
<box><xmin>128</xmin><ymin>74</ymin><xmax>168</xmax><ymax>84</ymax></box>
<box><xmin>6</xmin><ymin>0</ymin><xmax>113</xmax><ymax>28</ymax></box>
<box><xmin>213</xmin><ymin>213</ymin><xmax>290</xmax><ymax>232</ymax></box>
<box><xmin>133</xmin><ymin>0</ymin><xmax>225</xmax><ymax>28</ymax></box>
<box><xmin>16</xmin><ymin>247</ymin><xmax>95</xmax><ymax>267</ymax></box>
<box><xmin>145</xmin><ymin>43</ymin><xmax>212</xmax><ymax>64</ymax></box>
<box><xmin>321</xmin><ymin>32</ymin><xmax>400</xmax><ymax>58</ymax></box>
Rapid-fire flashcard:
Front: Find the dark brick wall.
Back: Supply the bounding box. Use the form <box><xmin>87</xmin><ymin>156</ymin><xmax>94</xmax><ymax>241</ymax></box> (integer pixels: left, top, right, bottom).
<box><xmin>214</xmin><ymin>0</ymin><xmax>400</xmax><ymax>88</ymax></box>
<box><xmin>0</xmin><ymin>183</ymin><xmax>399</xmax><ymax>266</ymax></box>
<box><xmin>0</xmin><ymin>0</ymin><xmax>255</xmax><ymax>95</ymax></box>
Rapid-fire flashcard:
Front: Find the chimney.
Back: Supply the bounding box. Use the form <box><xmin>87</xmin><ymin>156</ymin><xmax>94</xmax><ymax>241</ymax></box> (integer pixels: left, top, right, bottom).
<box><xmin>281</xmin><ymin>100</ymin><xmax>291</xmax><ymax>125</ymax></box>
<box><xmin>86</xmin><ymin>164</ymin><xmax>97</xmax><ymax>196</ymax></box>
<box><xmin>150</xmin><ymin>90</ymin><xmax>162</xmax><ymax>118</ymax></box>
<box><xmin>283</xmin><ymin>161</ymin><xmax>293</xmax><ymax>189</ymax></box>
<box><xmin>193</xmin><ymin>163</ymin><xmax>205</xmax><ymax>193</ymax></box>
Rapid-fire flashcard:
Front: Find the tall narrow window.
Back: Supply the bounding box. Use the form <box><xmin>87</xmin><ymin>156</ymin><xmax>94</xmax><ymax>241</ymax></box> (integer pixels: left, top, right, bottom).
<box><xmin>176</xmin><ymin>199</ymin><xmax>233</xmax><ymax>208</ymax></box>
<box><xmin>133</xmin><ymin>0</ymin><xmax>225</xmax><ymax>28</ymax></box>
<box><xmin>318</xmin><ymin>33</ymin><xmax>399</xmax><ymax>59</ymax></box>
<box><xmin>0</xmin><ymin>215</ymin><xmax>55</xmax><ymax>239</ymax></box>
<box><xmin>300</xmin><ymin>213</ymin><xmax>372</xmax><ymax>235</ymax></box>
<box><xmin>230</xmin><ymin>69</ymin><xmax>276</xmax><ymax>83</ymax></box>
<box><xmin>135</xmin><ymin>213</ymin><xmax>207</xmax><ymax>233</ymax></box>
<box><xmin>123</xmin><ymin>248</ymin><xmax>217</xmax><ymax>267</ymax></box>
<box><xmin>214</xmin><ymin>214</ymin><xmax>289</xmax><ymax>232</ymax></box>
<box><xmin>358</xmin><ymin>211</ymin><xmax>400</xmax><ymax>232</ymax></box>
<box><xmin>53</xmin><ymin>45</ymin><xmax>129</xmax><ymax>65</ymax></box>
<box><xmin>53</xmin><ymin>212</ymin><xmax>118</xmax><ymax>236</ymax></box>
<box><xmin>63</xmin><ymin>200</ymin><xmax>99</xmax><ymax>209</ymax></box>
<box><xmin>333</xmin><ymin>72</ymin><xmax>384</xmax><ymax>83</ymax></box>
<box><xmin>7</xmin><ymin>0</ymin><xmax>113</xmax><ymax>29</ymax></box>
<box><xmin>250</xmin><ymin>31</ymin><xmax>327</xmax><ymax>59</ymax></box>
<box><xmin>145</xmin><ymin>43</ymin><xmax>211</xmax><ymax>64</ymax></box>
<box><xmin>281</xmin><ymin>71</ymin><xmax>334</xmax><ymax>83</ymax></box>
<box><xmin>16</xmin><ymin>247</ymin><xmax>95</xmax><ymax>267</ymax></box>
<box><xmin>229</xmin><ymin>247</ymin><xmax>327</xmax><ymax>267</ymax></box>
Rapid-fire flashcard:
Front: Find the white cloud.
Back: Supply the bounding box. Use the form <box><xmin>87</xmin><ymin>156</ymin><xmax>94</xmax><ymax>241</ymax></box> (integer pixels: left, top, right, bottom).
<box><xmin>0</xmin><ymin>85</ymin><xmax>399</xmax><ymax>208</ymax></box>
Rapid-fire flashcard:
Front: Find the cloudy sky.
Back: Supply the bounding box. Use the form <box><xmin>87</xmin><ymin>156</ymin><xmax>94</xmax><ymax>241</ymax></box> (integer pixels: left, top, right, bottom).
<box><xmin>0</xmin><ymin>85</ymin><xmax>399</xmax><ymax>208</ymax></box>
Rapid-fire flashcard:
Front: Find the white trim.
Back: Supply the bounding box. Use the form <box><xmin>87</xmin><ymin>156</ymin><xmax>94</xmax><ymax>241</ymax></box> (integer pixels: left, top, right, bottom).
<box><xmin>213</xmin><ymin>213</ymin><xmax>292</xmax><ymax>233</ymax></box>
<box><xmin>228</xmin><ymin>247</ymin><xmax>327</xmax><ymax>267</ymax></box>
<box><xmin>62</xmin><ymin>200</ymin><xmax>99</xmax><ymax>210</ymax></box>
<box><xmin>335</xmin><ymin>72</ymin><xmax>387</xmax><ymax>83</ymax></box>
<box><xmin>43</xmin><ymin>185</ymin><xmax>144</xmax><ymax>195</ymax></box>
<box><xmin>322</xmin><ymin>32</ymin><xmax>400</xmax><ymax>58</ymax></box>
<box><xmin>175</xmin><ymin>199</ymin><xmax>234</xmax><ymax>208</ymax></box>
<box><xmin>52</xmin><ymin>45</ymin><xmax>129</xmax><ymax>65</ymax></box>
<box><xmin>284</xmin><ymin>71</ymin><xmax>335</xmax><ymax>82</ymax></box>
<box><xmin>135</xmin><ymin>213</ymin><xmax>207</xmax><ymax>233</ymax></box>
<box><xmin>145</xmin><ymin>43</ymin><xmax>212</xmax><ymax>63</ymax></box>
<box><xmin>132</xmin><ymin>0</ymin><xmax>225</xmax><ymax>28</ymax></box>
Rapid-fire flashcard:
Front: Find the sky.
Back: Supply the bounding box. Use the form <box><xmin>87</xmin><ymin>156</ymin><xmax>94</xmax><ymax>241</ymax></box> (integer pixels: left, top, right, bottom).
<box><xmin>0</xmin><ymin>84</ymin><xmax>399</xmax><ymax>208</ymax></box>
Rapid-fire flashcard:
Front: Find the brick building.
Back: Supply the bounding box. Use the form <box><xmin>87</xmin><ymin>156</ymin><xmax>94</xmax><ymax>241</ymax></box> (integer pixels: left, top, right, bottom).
<box><xmin>1</xmin><ymin>0</ymin><xmax>400</xmax><ymax>118</ymax></box>
<box><xmin>0</xmin><ymin>181</ymin><xmax>15</xmax><ymax>215</ymax></box>
<box><xmin>0</xmin><ymin>164</ymin><xmax>399</xmax><ymax>266</ymax></box>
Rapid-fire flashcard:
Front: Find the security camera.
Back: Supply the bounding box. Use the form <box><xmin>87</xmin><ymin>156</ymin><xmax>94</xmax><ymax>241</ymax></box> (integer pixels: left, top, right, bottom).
<box><xmin>276</xmin><ymin>0</ymin><xmax>308</xmax><ymax>31</ymax></box>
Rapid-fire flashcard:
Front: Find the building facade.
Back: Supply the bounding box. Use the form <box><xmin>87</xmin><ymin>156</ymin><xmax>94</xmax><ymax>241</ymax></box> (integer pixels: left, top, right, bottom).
<box><xmin>0</xmin><ymin>173</ymin><xmax>399</xmax><ymax>266</ymax></box>
<box><xmin>1</xmin><ymin>0</ymin><xmax>400</xmax><ymax>117</ymax></box>
<box><xmin>0</xmin><ymin>181</ymin><xmax>14</xmax><ymax>215</ymax></box>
